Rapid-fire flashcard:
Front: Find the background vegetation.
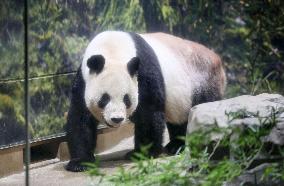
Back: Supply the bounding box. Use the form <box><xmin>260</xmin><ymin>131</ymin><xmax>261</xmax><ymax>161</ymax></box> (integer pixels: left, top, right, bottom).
<box><xmin>0</xmin><ymin>0</ymin><xmax>283</xmax><ymax>147</ymax></box>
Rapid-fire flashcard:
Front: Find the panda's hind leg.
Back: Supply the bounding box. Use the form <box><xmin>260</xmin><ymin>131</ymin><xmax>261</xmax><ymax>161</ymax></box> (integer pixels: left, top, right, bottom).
<box><xmin>165</xmin><ymin>122</ymin><xmax>187</xmax><ymax>155</ymax></box>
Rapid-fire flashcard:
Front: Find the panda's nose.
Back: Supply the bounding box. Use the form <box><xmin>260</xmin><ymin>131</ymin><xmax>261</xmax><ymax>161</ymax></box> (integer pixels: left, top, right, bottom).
<box><xmin>111</xmin><ymin>117</ymin><xmax>124</xmax><ymax>124</ymax></box>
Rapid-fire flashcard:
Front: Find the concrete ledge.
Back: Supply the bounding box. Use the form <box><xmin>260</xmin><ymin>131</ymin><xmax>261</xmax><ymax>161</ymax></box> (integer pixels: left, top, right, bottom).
<box><xmin>96</xmin><ymin>123</ymin><xmax>134</xmax><ymax>153</ymax></box>
<box><xmin>0</xmin><ymin>136</ymin><xmax>135</xmax><ymax>186</ymax></box>
<box><xmin>0</xmin><ymin>149</ymin><xmax>23</xmax><ymax>177</ymax></box>
<box><xmin>0</xmin><ymin>123</ymin><xmax>134</xmax><ymax>178</ymax></box>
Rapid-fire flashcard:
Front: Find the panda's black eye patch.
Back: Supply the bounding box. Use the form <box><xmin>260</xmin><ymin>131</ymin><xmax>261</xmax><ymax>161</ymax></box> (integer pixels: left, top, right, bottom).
<box><xmin>123</xmin><ymin>94</ymin><xmax>131</xmax><ymax>109</ymax></box>
<box><xmin>87</xmin><ymin>55</ymin><xmax>105</xmax><ymax>74</ymax></box>
<box><xmin>98</xmin><ymin>93</ymin><xmax>110</xmax><ymax>108</ymax></box>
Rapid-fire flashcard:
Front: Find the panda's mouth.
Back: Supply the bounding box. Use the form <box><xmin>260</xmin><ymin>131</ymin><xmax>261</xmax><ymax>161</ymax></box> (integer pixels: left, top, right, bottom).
<box><xmin>103</xmin><ymin>119</ymin><xmax>120</xmax><ymax>128</ymax></box>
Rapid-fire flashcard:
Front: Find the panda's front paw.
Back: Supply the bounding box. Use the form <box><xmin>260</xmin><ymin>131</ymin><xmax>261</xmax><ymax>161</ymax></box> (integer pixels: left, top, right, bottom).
<box><xmin>65</xmin><ymin>158</ymin><xmax>95</xmax><ymax>172</ymax></box>
<box><xmin>164</xmin><ymin>141</ymin><xmax>185</xmax><ymax>155</ymax></box>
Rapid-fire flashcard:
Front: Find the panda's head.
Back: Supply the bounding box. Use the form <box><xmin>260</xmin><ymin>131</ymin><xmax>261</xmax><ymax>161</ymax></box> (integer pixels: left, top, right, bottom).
<box><xmin>82</xmin><ymin>32</ymin><xmax>140</xmax><ymax>127</ymax></box>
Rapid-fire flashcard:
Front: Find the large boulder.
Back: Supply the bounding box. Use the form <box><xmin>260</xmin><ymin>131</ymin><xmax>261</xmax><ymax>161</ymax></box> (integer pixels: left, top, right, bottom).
<box><xmin>187</xmin><ymin>93</ymin><xmax>284</xmax><ymax>145</ymax></box>
<box><xmin>187</xmin><ymin>93</ymin><xmax>284</xmax><ymax>186</ymax></box>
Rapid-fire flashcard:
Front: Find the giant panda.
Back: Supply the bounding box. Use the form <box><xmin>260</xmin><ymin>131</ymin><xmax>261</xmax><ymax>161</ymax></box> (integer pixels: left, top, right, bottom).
<box><xmin>65</xmin><ymin>31</ymin><xmax>226</xmax><ymax>172</ymax></box>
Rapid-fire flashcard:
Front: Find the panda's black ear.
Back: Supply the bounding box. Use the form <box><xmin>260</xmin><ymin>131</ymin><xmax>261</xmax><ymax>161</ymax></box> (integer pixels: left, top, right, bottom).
<box><xmin>87</xmin><ymin>55</ymin><xmax>105</xmax><ymax>74</ymax></box>
<box><xmin>127</xmin><ymin>57</ymin><xmax>140</xmax><ymax>77</ymax></box>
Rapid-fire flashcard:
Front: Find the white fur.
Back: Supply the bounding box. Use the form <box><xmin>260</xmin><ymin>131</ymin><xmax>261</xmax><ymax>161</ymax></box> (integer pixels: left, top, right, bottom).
<box><xmin>82</xmin><ymin>31</ymin><xmax>138</xmax><ymax>127</ymax></box>
<box><xmin>140</xmin><ymin>34</ymin><xmax>208</xmax><ymax>124</ymax></box>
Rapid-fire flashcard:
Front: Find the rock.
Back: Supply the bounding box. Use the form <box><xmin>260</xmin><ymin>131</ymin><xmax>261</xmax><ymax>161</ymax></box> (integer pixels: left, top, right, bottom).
<box><xmin>187</xmin><ymin>93</ymin><xmax>284</xmax><ymax>185</ymax></box>
<box><xmin>225</xmin><ymin>163</ymin><xmax>284</xmax><ymax>186</ymax></box>
<box><xmin>262</xmin><ymin>120</ymin><xmax>284</xmax><ymax>145</ymax></box>
<box><xmin>187</xmin><ymin>93</ymin><xmax>284</xmax><ymax>145</ymax></box>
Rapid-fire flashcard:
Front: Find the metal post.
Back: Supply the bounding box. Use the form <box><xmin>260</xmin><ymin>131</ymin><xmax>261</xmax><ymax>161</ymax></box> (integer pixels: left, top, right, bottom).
<box><xmin>24</xmin><ymin>0</ymin><xmax>30</xmax><ymax>185</ymax></box>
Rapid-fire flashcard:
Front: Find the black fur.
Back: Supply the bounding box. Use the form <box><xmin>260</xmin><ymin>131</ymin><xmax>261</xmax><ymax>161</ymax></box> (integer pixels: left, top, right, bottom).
<box><xmin>65</xmin><ymin>66</ymin><xmax>98</xmax><ymax>172</ymax></box>
<box><xmin>127</xmin><ymin>57</ymin><xmax>140</xmax><ymax>77</ymax></box>
<box><xmin>87</xmin><ymin>55</ymin><xmax>105</xmax><ymax>74</ymax></box>
<box><xmin>128</xmin><ymin>32</ymin><xmax>166</xmax><ymax>157</ymax></box>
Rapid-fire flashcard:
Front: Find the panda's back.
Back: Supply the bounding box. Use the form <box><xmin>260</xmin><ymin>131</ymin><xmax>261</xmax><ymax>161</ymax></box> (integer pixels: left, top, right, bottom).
<box><xmin>140</xmin><ymin>33</ymin><xmax>225</xmax><ymax>124</ymax></box>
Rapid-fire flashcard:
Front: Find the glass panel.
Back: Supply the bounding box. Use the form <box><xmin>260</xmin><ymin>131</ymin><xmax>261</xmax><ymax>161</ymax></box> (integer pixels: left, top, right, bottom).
<box><xmin>27</xmin><ymin>1</ymin><xmax>146</xmax><ymax>77</ymax></box>
<box><xmin>28</xmin><ymin>1</ymin><xmax>90</xmax><ymax>77</ymax></box>
<box><xmin>29</xmin><ymin>73</ymin><xmax>74</xmax><ymax>140</ymax></box>
<box><xmin>0</xmin><ymin>81</ymin><xmax>25</xmax><ymax>147</ymax></box>
<box><xmin>0</xmin><ymin>1</ymin><xmax>24</xmax><ymax>80</ymax></box>
<box><xmin>0</xmin><ymin>73</ymin><xmax>74</xmax><ymax>147</ymax></box>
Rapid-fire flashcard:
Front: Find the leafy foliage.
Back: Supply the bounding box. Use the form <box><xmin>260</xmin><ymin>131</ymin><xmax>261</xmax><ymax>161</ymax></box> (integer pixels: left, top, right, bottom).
<box><xmin>87</xmin><ymin>108</ymin><xmax>284</xmax><ymax>185</ymax></box>
<box><xmin>0</xmin><ymin>1</ymin><xmax>283</xmax><ymax>146</ymax></box>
